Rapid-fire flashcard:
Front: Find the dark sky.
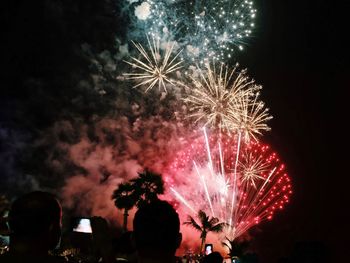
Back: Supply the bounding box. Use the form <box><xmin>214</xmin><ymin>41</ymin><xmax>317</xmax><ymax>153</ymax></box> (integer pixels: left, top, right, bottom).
<box><xmin>0</xmin><ymin>0</ymin><xmax>348</xmax><ymax>262</ymax></box>
<box><xmin>238</xmin><ymin>0</ymin><xmax>348</xmax><ymax>261</ymax></box>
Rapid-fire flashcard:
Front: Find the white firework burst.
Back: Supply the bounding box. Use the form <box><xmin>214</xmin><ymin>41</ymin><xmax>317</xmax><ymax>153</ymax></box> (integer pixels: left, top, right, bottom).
<box><xmin>232</xmin><ymin>87</ymin><xmax>273</xmax><ymax>142</ymax></box>
<box><xmin>123</xmin><ymin>36</ymin><xmax>183</xmax><ymax>93</ymax></box>
<box><xmin>239</xmin><ymin>152</ymin><xmax>269</xmax><ymax>188</ymax></box>
<box><xmin>184</xmin><ymin>63</ymin><xmax>250</xmax><ymax>131</ymax></box>
<box><xmin>136</xmin><ymin>0</ymin><xmax>257</xmax><ymax>62</ymax></box>
<box><xmin>184</xmin><ymin>62</ymin><xmax>271</xmax><ymax>141</ymax></box>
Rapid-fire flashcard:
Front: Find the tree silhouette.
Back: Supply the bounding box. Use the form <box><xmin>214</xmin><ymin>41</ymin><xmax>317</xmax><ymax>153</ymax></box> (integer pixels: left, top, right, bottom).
<box><xmin>131</xmin><ymin>170</ymin><xmax>164</xmax><ymax>208</ymax></box>
<box><xmin>112</xmin><ymin>170</ymin><xmax>164</xmax><ymax>231</ymax></box>
<box><xmin>184</xmin><ymin>210</ymin><xmax>226</xmax><ymax>253</ymax></box>
<box><xmin>112</xmin><ymin>182</ymin><xmax>137</xmax><ymax>232</ymax></box>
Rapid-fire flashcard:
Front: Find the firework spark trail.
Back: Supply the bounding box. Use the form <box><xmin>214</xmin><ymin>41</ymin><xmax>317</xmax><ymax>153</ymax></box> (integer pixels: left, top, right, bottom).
<box><xmin>123</xmin><ymin>36</ymin><xmax>183</xmax><ymax>92</ymax></box>
<box><xmin>203</xmin><ymin>127</ymin><xmax>214</xmax><ymax>175</ymax></box>
<box><xmin>170</xmin><ymin>187</ymin><xmax>196</xmax><ymax>214</ymax></box>
<box><xmin>166</xmin><ymin>131</ymin><xmax>292</xmax><ymax>241</ymax></box>
<box><xmin>230</xmin><ymin>131</ymin><xmax>241</xmax><ymax>227</ymax></box>
<box><xmin>260</xmin><ymin>166</ymin><xmax>277</xmax><ymax>191</ymax></box>
<box><xmin>193</xmin><ymin>161</ymin><xmax>215</xmax><ymax>217</ymax></box>
<box><xmin>235</xmin><ymin>166</ymin><xmax>277</xmax><ymax>228</ymax></box>
<box><xmin>219</xmin><ymin>141</ymin><xmax>225</xmax><ymax>179</ymax></box>
<box><xmin>240</xmin><ymin>174</ymin><xmax>291</xmax><ymax>238</ymax></box>
<box><xmin>233</xmin><ymin>149</ymin><xmax>272</xmax><ymax>222</ymax></box>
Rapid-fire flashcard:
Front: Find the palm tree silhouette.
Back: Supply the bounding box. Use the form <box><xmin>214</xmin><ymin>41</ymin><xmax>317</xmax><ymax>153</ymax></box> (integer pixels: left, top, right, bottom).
<box><xmin>131</xmin><ymin>169</ymin><xmax>164</xmax><ymax>208</ymax></box>
<box><xmin>112</xmin><ymin>182</ymin><xmax>137</xmax><ymax>232</ymax></box>
<box><xmin>112</xmin><ymin>170</ymin><xmax>164</xmax><ymax>231</ymax></box>
<box><xmin>184</xmin><ymin>210</ymin><xmax>226</xmax><ymax>253</ymax></box>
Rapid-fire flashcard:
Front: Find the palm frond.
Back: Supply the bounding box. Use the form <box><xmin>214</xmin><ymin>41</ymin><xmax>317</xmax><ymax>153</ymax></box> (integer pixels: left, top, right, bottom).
<box><xmin>208</xmin><ymin>217</ymin><xmax>219</xmax><ymax>226</ymax></box>
<box><xmin>209</xmin><ymin>222</ymin><xmax>226</xmax><ymax>233</ymax></box>
<box><xmin>184</xmin><ymin>216</ymin><xmax>202</xmax><ymax>232</ymax></box>
<box><xmin>198</xmin><ymin>210</ymin><xmax>208</xmax><ymax>224</ymax></box>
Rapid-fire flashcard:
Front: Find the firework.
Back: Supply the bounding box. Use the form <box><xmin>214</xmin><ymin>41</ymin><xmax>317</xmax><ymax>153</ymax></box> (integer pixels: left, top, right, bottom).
<box><xmin>184</xmin><ymin>63</ymin><xmax>272</xmax><ymax>142</ymax></box>
<box><xmin>165</xmin><ymin>129</ymin><xmax>292</xmax><ymax>241</ymax></box>
<box><xmin>128</xmin><ymin>0</ymin><xmax>256</xmax><ymax>63</ymax></box>
<box><xmin>232</xmin><ymin>90</ymin><xmax>273</xmax><ymax>142</ymax></box>
<box><xmin>239</xmin><ymin>151</ymin><xmax>269</xmax><ymax>189</ymax></box>
<box><xmin>123</xmin><ymin>36</ymin><xmax>183</xmax><ymax>93</ymax></box>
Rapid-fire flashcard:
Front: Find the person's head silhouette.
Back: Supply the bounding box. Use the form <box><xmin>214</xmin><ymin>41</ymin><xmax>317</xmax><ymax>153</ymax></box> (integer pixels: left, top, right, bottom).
<box><xmin>8</xmin><ymin>191</ymin><xmax>62</xmax><ymax>255</ymax></box>
<box><xmin>133</xmin><ymin>199</ymin><xmax>182</xmax><ymax>262</ymax></box>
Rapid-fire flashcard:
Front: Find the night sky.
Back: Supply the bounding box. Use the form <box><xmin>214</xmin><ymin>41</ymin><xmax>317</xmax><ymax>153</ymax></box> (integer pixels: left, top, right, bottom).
<box><xmin>241</xmin><ymin>1</ymin><xmax>348</xmax><ymax>262</ymax></box>
<box><xmin>0</xmin><ymin>0</ymin><xmax>348</xmax><ymax>262</ymax></box>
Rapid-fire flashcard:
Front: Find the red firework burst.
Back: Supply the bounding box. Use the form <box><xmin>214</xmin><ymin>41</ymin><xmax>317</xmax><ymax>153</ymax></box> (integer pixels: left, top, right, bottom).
<box><xmin>164</xmin><ymin>129</ymin><xmax>292</xmax><ymax>240</ymax></box>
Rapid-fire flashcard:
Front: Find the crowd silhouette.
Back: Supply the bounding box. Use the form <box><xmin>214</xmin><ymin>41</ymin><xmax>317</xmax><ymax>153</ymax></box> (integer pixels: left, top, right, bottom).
<box><xmin>0</xmin><ymin>190</ymin><xmax>331</xmax><ymax>263</ymax></box>
<box><xmin>0</xmin><ymin>191</ymin><xmax>184</xmax><ymax>263</ymax></box>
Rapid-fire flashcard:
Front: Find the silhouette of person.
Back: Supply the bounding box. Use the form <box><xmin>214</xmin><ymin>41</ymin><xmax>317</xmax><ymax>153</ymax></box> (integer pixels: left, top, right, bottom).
<box><xmin>202</xmin><ymin>252</ymin><xmax>223</xmax><ymax>263</ymax></box>
<box><xmin>0</xmin><ymin>191</ymin><xmax>65</xmax><ymax>263</ymax></box>
<box><xmin>133</xmin><ymin>199</ymin><xmax>182</xmax><ymax>263</ymax></box>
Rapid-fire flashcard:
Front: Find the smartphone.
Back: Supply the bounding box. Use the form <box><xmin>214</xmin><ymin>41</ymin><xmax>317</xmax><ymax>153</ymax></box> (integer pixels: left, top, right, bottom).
<box><xmin>205</xmin><ymin>244</ymin><xmax>213</xmax><ymax>255</ymax></box>
<box><xmin>72</xmin><ymin>217</ymin><xmax>92</xmax><ymax>234</ymax></box>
